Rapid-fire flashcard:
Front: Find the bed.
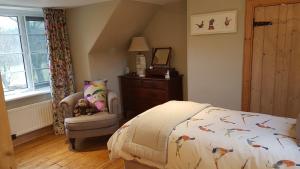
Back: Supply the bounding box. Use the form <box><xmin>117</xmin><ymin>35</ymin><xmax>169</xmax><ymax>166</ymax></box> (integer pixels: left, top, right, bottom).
<box><xmin>108</xmin><ymin>101</ymin><xmax>300</xmax><ymax>169</ymax></box>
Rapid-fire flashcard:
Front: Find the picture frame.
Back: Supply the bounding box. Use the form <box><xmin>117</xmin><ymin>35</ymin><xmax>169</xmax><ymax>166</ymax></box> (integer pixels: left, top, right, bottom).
<box><xmin>151</xmin><ymin>47</ymin><xmax>172</xmax><ymax>68</ymax></box>
<box><xmin>191</xmin><ymin>10</ymin><xmax>237</xmax><ymax>35</ymax></box>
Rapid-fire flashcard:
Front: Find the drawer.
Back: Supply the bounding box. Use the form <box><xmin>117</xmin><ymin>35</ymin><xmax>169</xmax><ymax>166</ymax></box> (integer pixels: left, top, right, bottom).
<box><xmin>124</xmin><ymin>96</ymin><xmax>168</xmax><ymax>113</ymax></box>
<box><xmin>125</xmin><ymin>88</ymin><xmax>167</xmax><ymax>99</ymax></box>
<box><xmin>122</xmin><ymin>78</ymin><xmax>141</xmax><ymax>88</ymax></box>
<box><xmin>142</xmin><ymin>80</ymin><xmax>168</xmax><ymax>90</ymax></box>
<box><xmin>137</xmin><ymin>89</ymin><xmax>168</xmax><ymax>99</ymax></box>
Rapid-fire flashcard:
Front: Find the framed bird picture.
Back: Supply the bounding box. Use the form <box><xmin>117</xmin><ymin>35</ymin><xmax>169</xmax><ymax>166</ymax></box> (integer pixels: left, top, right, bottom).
<box><xmin>190</xmin><ymin>10</ymin><xmax>237</xmax><ymax>35</ymax></box>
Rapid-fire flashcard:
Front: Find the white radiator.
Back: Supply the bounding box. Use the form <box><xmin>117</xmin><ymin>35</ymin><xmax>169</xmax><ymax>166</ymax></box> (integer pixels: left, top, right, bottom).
<box><xmin>8</xmin><ymin>100</ymin><xmax>53</xmax><ymax>136</ymax></box>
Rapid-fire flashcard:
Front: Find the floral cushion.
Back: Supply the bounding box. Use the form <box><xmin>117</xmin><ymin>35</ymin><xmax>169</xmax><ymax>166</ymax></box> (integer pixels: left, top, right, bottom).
<box><xmin>84</xmin><ymin>80</ymin><xmax>108</xmax><ymax>112</ymax></box>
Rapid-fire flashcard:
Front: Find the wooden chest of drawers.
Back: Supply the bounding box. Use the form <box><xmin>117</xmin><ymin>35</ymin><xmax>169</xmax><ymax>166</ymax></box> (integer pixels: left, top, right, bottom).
<box><xmin>119</xmin><ymin>75</ymin><xmax>183</xmax><ymax>118</ymax></box>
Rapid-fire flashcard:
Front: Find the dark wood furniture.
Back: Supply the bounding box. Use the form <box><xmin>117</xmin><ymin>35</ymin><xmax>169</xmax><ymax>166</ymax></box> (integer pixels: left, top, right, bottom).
<box><xmin>119</xmin><ymin>75</ymin><xmax>183</xmax><ymax>118</ymax></box>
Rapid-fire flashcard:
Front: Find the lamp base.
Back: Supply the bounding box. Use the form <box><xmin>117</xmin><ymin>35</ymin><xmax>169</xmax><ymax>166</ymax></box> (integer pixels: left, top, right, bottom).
<box><xmin>136</xmin><ymin>54</ymin><xmax>146</xmax><ymax>77</ymax></box>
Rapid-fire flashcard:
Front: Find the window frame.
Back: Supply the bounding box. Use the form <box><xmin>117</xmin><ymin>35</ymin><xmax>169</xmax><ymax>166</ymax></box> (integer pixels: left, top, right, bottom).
<box><xmin>25</xmin><ymin>16</ymin><xmax>50</xmax><ymax>89</ymax></box>
<box><xmin>0</xmin><ymin>7</ymin><xmax>50</xmax><ymax>100</ymax></box>
<box><xmin>0</xmin><ymin>16</ymin><xmax>28</xmax><ymax>91</ymax></box>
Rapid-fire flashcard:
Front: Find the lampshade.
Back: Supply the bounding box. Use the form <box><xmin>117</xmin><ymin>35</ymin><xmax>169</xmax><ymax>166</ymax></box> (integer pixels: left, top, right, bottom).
<box><xmin>128</xmin><ymin>37</ymin><xmax>150</xmax><ymax>52</ymax></box>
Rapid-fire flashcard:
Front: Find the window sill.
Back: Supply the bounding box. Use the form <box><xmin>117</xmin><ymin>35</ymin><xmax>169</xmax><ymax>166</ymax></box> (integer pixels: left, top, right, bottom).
<box><xmin>5</xmin><ymin>89</ymin><xmax>51</xmax><ymax>102</ymax></box>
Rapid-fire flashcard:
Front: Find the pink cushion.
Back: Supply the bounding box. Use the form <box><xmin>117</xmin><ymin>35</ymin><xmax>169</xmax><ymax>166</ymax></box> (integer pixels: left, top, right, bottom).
<box><xmin>84</xmin><ymin>80</ymin><xmax>108</xmax><ymax>112</ymax></box>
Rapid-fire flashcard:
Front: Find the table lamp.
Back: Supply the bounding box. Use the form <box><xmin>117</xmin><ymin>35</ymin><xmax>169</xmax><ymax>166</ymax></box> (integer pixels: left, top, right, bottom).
<box><xmin>128</xmin><ymin>37</ymin><xmax>149</xmax><ymax>77</ymax></box>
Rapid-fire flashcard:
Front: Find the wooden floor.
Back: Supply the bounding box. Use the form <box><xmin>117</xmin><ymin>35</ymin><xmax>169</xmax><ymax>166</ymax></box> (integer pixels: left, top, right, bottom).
<box><xmin>14</xmin><ymin>134</ymin><xmax>124</xmax><ymax>169</ymax></box>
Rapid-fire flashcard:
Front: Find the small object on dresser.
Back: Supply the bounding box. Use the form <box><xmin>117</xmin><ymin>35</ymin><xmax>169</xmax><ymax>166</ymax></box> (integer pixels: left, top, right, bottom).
<box><xmin>127</xmin><ymin>72</ymin><xmax>137</xmax><ymax>76</ymax></box>
<box><xmin>124</xmin><ymin>66</ymin><xmax>130</xmax><ymax>74</ymax></box>
<box><xmin>165</xmin><ymin>70</ymin><xmax>170</xmax><ymax>79</ymax></box>
<box><xmin>146</xmin><ymin>67</ymin><xmax>178</xmax><ymax>78</ymax></box>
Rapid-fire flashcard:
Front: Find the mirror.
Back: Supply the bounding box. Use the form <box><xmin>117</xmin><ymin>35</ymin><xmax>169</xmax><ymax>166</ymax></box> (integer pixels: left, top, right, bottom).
<box><xmin>151</xmin><ymin>47</ymin><xmax>172</xmax><ymax>67</ymax></box>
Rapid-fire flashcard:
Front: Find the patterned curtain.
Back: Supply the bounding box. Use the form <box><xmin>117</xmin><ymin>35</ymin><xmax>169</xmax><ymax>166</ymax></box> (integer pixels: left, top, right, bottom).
<box><xmin>43</xmin><ymin>8</ymin><xmax>75</xmax><ymax>135</ymax></box>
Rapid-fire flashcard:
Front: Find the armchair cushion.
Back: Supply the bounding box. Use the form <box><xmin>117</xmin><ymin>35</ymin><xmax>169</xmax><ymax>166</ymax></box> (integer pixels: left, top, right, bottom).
<box><xmin>65</xmin><ymin>112</ymin><xmax>118</xmax><ymax>131</ymax></box>
<box><xmin>84</xmin><ymin>80</ymin><xmax>108</xmax><ymax>112</ymax></box>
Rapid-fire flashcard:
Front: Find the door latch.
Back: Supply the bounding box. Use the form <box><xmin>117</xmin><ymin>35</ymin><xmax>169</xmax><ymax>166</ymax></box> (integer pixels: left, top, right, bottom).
<box><xmin>253</xmin><ymin>19</ymin><xmax>273</xmax><ymax>27</ymax></box>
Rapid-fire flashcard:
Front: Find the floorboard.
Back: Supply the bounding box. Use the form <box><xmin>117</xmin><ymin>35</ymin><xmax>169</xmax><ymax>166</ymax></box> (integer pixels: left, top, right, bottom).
<box><xmin>14</xmin><ymin>134</ymin><xmax>124</xmax><ymax>169</ymax></box>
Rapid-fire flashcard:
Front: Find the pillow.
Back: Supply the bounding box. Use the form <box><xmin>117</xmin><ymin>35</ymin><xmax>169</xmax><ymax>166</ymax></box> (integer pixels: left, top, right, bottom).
<box><xmin>73</xmin><ymin>99</ymin><xmax>97</xmax><ymax>117</ymax></box>
<box><xmin>84</xmin><ymin>80</ymin><xmax>108</xmax><ymax>112</ymax></box>
<box><xmin>297</xmin><ymin>113</ymin><xmax>300</xmax><ymax>145</ymax></box>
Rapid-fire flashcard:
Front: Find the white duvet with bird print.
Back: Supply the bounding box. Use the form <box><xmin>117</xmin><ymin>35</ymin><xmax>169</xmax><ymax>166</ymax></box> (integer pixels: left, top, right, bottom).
<box><xmin>108</xmin><ymin>106</ymin><xmax>300</xmax><ymax>169</ymax></box>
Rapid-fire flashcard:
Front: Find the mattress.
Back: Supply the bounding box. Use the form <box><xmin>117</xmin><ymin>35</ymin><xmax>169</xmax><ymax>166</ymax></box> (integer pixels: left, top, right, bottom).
<box><xmin>108</xmin><ymin>106</ymin><xmax>299</xmax><ymax>169</ymax></box>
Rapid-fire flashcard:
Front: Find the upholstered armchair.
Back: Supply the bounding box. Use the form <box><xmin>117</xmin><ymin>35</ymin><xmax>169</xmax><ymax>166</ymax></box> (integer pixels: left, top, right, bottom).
<box><xmin>59</xmin><ymin>90</ymin><xmax>120</xmax><ymax>150</ymax></box>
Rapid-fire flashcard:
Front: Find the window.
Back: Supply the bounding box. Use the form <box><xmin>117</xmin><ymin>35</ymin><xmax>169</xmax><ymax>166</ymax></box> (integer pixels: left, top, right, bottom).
<box><xmin>0</xmin><ymin>10</ymin><xmax>50</xmax><ymax>100</ymax></box>
<box><xmin>26</xmin><ymin>17</ymin><xmax>50</xmax><ymax>89</ymax></box>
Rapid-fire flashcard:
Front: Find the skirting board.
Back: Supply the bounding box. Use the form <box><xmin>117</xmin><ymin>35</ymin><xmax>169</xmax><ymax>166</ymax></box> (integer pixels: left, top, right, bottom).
<box><xmin>13</xmin><ymin>125</ymin><xmax>53</xmax><ymax>147</ymax></box>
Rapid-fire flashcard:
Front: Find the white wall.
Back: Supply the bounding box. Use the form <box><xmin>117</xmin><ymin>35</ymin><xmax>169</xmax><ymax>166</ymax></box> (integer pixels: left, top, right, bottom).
<box><xmin>66</xmin><ymin>1</ymin><xmax>118</xmax><ymax>90</ymax></box>
<box><xmin>89</xmin><ymin>0</ymin><xmax>158</xmax><ymax>95</ymax></box>
<box><xmin>187</xmin><ymin>0</ymin><xmax>245</xmax><ymax>110</ymax></box>
<box><xmin>67</xmin><ymin>0</ymin><xmax>158</xmax><ymax>94</ymax></box>
<box><xmin>143</xmin><ymin>0</ymin><xmax>187</xmax><ymax>99</ymax></box>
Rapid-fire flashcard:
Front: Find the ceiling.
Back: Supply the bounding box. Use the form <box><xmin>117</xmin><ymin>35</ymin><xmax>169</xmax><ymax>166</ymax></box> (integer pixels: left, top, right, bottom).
<box><xmin>0</xmin><ymin>0</ymin><xmax>179</xmax><ymax>8</ymax></box>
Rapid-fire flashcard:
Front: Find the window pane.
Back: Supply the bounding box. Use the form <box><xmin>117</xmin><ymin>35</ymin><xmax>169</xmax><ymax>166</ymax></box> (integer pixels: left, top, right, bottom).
<box><xmin>0</xmin><ymin>54</ymin><xmax>27</xmax><ymax>91</ymax></box>
<box><xmin>1</xmin><ymin>71</ymin><xmax>27</xmax><ymax>91</ymax></box>
<box><xmin>0</xmin><ymin>35</ymin><xmax>22</xmax><ymax>53</ymax></box>
<box><xmin>26</xmin><ymin>17</ymin><xmax>50</xmax><ymax>90</ymax></box>
<box><xmin>0</xmin><ymin>54</ymin><xmax>25</xmax><ymax>73</ymax></box>
<box><xmin>33</xmin><ymin>68</ymin><xmax>50</xmax><ymax>88</ymax></box>
<box><xmin>26</xmin><ymin>17</ymin><xmax>45</xmax><ymax>34</ymax></box>
<box><xmin>28</xmin><ymin>35</ymin><xmax>47</xmax><ymax>53</ymax></box>
<box><xmin>0</xmin><ymin>16</ymin><xmax>19</xmax><ymax>34</ymax></box>
<box><xmin>31</xmin><ymin>53</ymin><xmax>49</xmax><ymax>69</ymax></box>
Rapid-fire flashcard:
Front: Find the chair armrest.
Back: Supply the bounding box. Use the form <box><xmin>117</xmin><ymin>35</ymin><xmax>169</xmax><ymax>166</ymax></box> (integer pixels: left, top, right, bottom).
<box><xmin>60</xmin><ymin>92</ymin><xmax>83</xmax><ymax>118</ymax></box>
<box><xmin>107</xmin><ymin>91</ymin><xmax>120</xmax><ymax>118</ymax></box>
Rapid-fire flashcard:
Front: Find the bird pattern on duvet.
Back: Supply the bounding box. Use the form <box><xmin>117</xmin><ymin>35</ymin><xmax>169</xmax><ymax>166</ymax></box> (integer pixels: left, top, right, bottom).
<box><xmin>108</xmin><ymin>107</ymin><xmax>300</xmax><ymax>169</ymax></box>
<box><xmin>270</xmin><ymin>160</ymin><xmax>300</xmax><ymax>169</ymax></box>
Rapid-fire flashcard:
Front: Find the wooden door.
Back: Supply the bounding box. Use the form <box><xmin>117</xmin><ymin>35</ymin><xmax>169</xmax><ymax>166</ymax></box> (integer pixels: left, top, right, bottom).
<box><xmin>250</xmin><ymin>3</ymin><xmax>300</xmax><ymax>118</ymax></box>
<box><xmin>0</xmin><ymin>76</ymin><xmax>16</xmax><ymax>169</ymax></box>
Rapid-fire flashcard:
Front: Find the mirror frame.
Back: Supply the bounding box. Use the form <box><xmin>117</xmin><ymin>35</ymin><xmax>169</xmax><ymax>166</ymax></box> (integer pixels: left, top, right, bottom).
<box><xmin>151</xmin><ymin>47</ymin><xmax>172</xmax><ymax>68</ymax></box>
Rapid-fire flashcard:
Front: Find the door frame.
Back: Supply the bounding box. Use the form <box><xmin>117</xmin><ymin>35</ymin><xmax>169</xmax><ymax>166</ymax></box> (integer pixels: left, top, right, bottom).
<box><xmin>242</xmin><ymin>0</ymin><xmax>300</xmax><ymax>111</ymax></box>
<box><xmin>0</xmin><ymin>76</ymin><xmax>16</xmax><ymax>169</ymax></box>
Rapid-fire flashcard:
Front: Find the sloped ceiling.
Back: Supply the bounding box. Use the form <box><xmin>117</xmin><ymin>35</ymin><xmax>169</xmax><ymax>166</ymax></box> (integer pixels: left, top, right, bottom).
<box><xmin>0</xmin><ymin>0</ymin><xmax>180</xmax><ymax>8</ymax></box>
<box><xmin>66</xmin><ymin>0</ymin><xmax>118</xmax><ymax>89</ymax></box>
<box><xmin>87</xmin><ymin>0</ymin><xmax>159</xmax><ymax>98</ymax></box>
<box><xmin>66</xmin><ymin>0</ymin><xmax>160</xmax><ymax>92</ymax></box>
<box><xmin>90</xmin><ymin>0</ymin><xmax>159</xmax><ymax>53</ymax></box>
